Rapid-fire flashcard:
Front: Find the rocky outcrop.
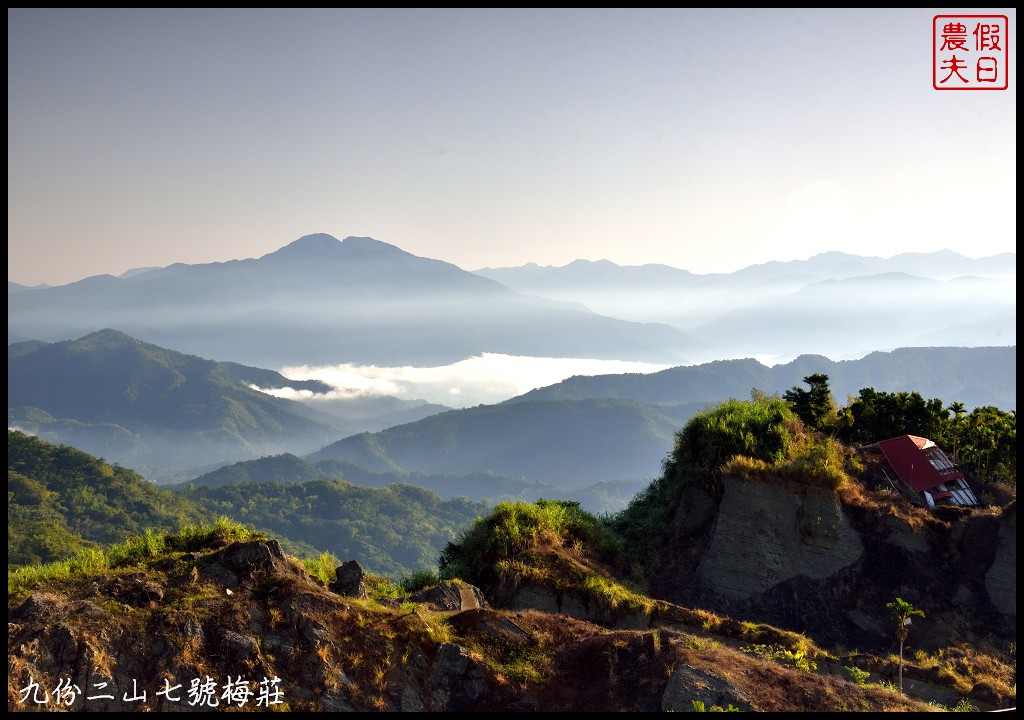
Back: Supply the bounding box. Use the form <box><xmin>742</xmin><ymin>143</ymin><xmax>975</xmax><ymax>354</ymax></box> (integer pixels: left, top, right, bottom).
<box><xmin>329</xmin><ymin>560</ymin><xmax>367</xmax><ymax>597</ymax></box>
<box><xmin>8</xmin><ymin>540</ymin><xmax>514</xmax><ymax>713</ymax></box>
<box><xmin>409</xmin><ymin>580</ymin><xmax>486</xmax><ymax>611</ymax></box>
<box><xmin>646</xmin><ymin>470</ymin><xmax>1016</xmax><ymax>656</ymax></box>
<box><xmin>502</xmin><ymin>583</ymin><xmax>650</xmax><ymax>630</ymax></box>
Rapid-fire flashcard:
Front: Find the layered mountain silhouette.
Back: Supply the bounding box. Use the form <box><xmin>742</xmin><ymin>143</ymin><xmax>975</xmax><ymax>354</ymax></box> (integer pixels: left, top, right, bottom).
<box><xmin>7</xmin><ymin>234</ymin><xmax>695</xmax><ymax>367</ymax></box>
<box><xmin>182</xmin><ymin>453</ymin><xmax>646</xmax><ymax>516</ymax></box>
<box><xmin>476</xmin><ymin>250</ymin><xmax>1016</xmax><ymax>362</ymax></box>
<box><xmin>308</xmin><ymin>398</ymin><xmax>698</xmax><ymax>488</ymax></box>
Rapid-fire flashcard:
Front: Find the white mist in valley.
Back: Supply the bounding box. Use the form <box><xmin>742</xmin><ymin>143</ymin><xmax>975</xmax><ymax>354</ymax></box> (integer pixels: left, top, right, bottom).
<box><xmin>258</xmin><ymin>354</ymin><xmax>674</xmax><ymax>408</ymax></box>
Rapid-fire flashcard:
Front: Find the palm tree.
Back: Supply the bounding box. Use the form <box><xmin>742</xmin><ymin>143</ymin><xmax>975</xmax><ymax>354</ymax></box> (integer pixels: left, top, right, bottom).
<box><xmin>948</xmin><ymin>401</ymin><xmax>966</xmax><ymax>463</ymax></box>
<box><xmin>887</xmin><ymin>597</ymin><xmax>925</xmax><ymax>693</ymax></box>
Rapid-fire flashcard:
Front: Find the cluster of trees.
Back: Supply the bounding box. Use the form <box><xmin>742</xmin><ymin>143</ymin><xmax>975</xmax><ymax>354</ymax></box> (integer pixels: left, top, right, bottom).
<box><xmin>784</xmin><ymin>375</ymin><xmax>1015</xmax><ymax>486</ymax></box>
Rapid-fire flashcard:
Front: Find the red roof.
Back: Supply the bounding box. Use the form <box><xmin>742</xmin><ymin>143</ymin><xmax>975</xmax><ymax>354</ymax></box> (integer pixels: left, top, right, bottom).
<box><xmin>876</xmin><ymin>435</ymin><xmax>965</xmax><ymax>493</ymax></box>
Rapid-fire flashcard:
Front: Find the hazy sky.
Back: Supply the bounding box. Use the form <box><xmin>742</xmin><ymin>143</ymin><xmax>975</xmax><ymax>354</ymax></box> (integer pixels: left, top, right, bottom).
<box><xmin>8</xmin><ymin>8</ymin><xmax>1017</xmax><ymax>287</ymax></box>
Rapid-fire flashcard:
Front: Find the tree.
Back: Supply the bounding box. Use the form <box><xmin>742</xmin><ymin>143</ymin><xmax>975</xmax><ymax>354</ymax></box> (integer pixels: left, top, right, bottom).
<box><xmin>842</xmin><ymin>388</ymin><xmax>948</xmax><ymax>444</ymax></box>
<box><xmin>783</xmin><ymin>373</ymin><xmax>835</xmax><ymax>430</ymax></box>
<box><xmin>947</xmin><ymin>401</ymin><xmax>966</xmax><ymax>463</ymax></box>
<box><xmin>886</xmin><ymin>597</ymin><xmax>925</xmax><ymax>693</ymax></box>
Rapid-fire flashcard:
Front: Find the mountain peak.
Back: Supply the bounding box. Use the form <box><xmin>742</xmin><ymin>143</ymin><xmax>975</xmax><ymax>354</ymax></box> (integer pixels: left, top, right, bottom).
<box><xmin>262</xmin><ymin>234</ymin><xmax>414</xmax><ymax>263</ymax></box>
<box><xmin>75</xmin><ymin>328</ymin><xmax>139</xmax><ymax>347</ymax></box>
<box><xmin>267</xmin><ymin>233</ymin><xmax>342</xmax><ymax>258</ymax></box>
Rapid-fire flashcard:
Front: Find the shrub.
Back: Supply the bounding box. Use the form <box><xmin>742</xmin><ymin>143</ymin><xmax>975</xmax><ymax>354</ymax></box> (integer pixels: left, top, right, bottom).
<box><xmin>438</xmin><ymin>499</ymin><xmax>621</xmax><ymax>583</ymax></box>
<box><xmin>671</xmin><ymin>396</ymin><xmax>800</xmax><ymax>473</ymax></box>
<box><xmin>845</xmin><ymin>665</ymin><xmax>871</xmax><ymax>685</ymax></box>
<box><xmin>399</xmin><ymin>569</ymin><xmax>441</xmax><ymax>593</ymax></box>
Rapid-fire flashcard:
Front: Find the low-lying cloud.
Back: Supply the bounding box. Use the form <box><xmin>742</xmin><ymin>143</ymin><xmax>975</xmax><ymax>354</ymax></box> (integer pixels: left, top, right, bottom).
<box><xmin>258</xmin><ymin>354</ymin><xmax>674</xmax><ymax>408</ymax></box>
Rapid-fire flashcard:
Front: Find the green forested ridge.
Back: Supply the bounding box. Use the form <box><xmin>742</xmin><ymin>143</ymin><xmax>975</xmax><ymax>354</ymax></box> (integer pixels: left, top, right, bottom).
<box><xmin>184</xmin><ymin>452</ymin><xmax>325</xmax><ymax>488</ymax></box>
<box><xmin>186</xmin><ymin>453</ymin><xmax>645</xmax><ymax>515</ymax></box>
<box><xmin>7</xmin><ymin>329</ymin><xmax>343</xmax><ymax>469</ymax></box>
<box><xmin>7</xmin><ymin>430</ymin><xmax>213</xmax><ymax>567</ymax></box>
<box><xmin>178</xmin><ymin>479</ymin><xmax>490</xmax><ymax>578</ymax></box>
<box><xmin>508</xmin><ymin>346</ymin><xmax>1016</xmax><ymax>412</ymax></box>
<box><xmin>8</xmin><ymin>369</ymin><xmax>1015</xmax><ymax>580</ymax></box>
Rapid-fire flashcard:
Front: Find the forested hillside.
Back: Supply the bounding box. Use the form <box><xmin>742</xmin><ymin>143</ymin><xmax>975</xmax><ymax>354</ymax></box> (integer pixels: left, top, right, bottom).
<box><xmin>8</xmin><ymin>431</ymin><xmax>491</xmax><ymax>578</ymax></box>
<box><xmin>177</xmin><ymin>480</ymin><xmax>489</xmax><ymax>578</ymax></box>
<box><xmin>7</xmin><ymin>430</ymin><xmax>211</xmax><ymax>566</ymax></box>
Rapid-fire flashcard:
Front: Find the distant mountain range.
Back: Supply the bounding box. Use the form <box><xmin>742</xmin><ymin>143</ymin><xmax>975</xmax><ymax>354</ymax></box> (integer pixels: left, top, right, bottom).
<box><xmin>476</xmin><ymin>250</ymin><xmax>1016</xmax><ymax>362</ymax></box>
<box><xmin>7</xmin><ymin>234</ymin><xmax>695</xmax><ymax>367</ymax></box>
<box><xmin>7</xmin><ymin>235</ymin><xmax>1015</xmax><ymax>505</ymax></box>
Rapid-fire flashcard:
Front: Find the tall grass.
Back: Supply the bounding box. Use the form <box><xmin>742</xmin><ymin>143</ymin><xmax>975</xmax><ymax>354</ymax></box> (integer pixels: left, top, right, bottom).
<box><xmin>8</xmin><ymin>517</ymin><xmax>263</xmax><ymax>599</ymax></box>
<box><xmin>302</xmin><ymin>551</ymin><xmax>341</xmax><ymax>586</ymax></box>
<box><xmin>723</xmin><ymin>436</ymin><xmax>851</xmax><ymax>490</ymax></box>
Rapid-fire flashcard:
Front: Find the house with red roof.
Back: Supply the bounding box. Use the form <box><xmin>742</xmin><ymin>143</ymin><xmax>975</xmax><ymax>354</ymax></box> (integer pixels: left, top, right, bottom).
<box><xmin>860</xmin><ymin>434</ymin><xmax>978</xmax><ymax>507</ymax></box>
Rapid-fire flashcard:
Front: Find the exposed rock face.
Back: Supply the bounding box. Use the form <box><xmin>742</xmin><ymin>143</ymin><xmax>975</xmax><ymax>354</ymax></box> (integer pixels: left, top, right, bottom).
<box><xmin>984</xmin><ymin>518</ymin><xmax>1016</xmax><ymax>617</ymax></box>
<box><xmin>645</xmin><ymin>470</ymin><xmax>1015</xmax><ymax>654</ymax></box>
<box><xmin>428</xmin><ymin>643</ymin><xmax>489</xmax><ymax>710</ymax></box>
<box><xmin>696</xmin><ymin>474</ymin><xmax>864</xmax><ymax>600</ymax></box>
<box><xmin>661</xmin><ymin>664</ymin><xmax>753</xmax><ymax>712</ymax></box>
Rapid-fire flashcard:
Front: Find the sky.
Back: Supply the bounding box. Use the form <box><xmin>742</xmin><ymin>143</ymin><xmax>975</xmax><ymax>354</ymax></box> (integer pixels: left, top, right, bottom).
<box><xmin>8</xmin><ymin>8</ymin><xmax>1017</xmax><ymax>287</ymax></box>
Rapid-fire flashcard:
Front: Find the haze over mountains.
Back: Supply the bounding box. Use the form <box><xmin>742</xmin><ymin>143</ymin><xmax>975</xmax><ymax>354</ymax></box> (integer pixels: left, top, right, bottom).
<box><xmin>7</xmin><ymin>233</ymin><xmax>1016</xmax><ymax>497</ymax></box>
<box><xmin>7</xmin><ymin>234</ymin><xmax>693</xmax><ymax>368</ymax></box>
<box><xmin>10</xmin><ymin>235</ymin><xmax>1014</xmax><ymax>376</ymax></box>
<box><xmin>509</xmin><ymin>347</ymin><xmax>1016</xmax><ymax>412</ymax></box>
<box><xmin>477</xmin><ymin>249</ymin><xmax>1016</xmax><ymax>363</ymax></box>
